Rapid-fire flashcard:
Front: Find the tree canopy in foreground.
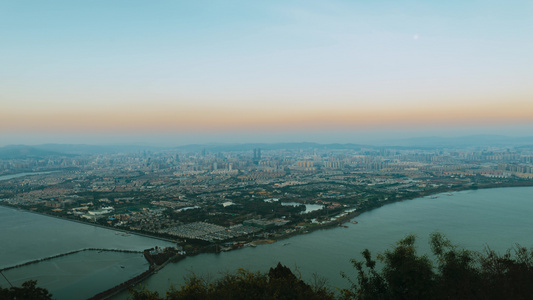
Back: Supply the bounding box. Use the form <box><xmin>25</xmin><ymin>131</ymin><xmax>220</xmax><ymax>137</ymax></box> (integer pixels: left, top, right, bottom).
<box><xmin>130</xmin><ymin>233</ymin><xmax>533</xmax><ymax>300</ymax></box>
<box><xmin>6</xmin><ymin>233</ymin><xmax>531</xmax><ymax>300</ymax></box>
<box><xmin>129</xmin><ymin>262</ymin><xmax>334</xmax><ymax>300</ymax></box>
<box><xmin>0</xmin><ymin>280</ymin><xmax>52</xmax><ymax>300</ymax></box>
<box><xmin>341</xmin><ymin>233</ymin><xmax>533</xmax><ymax>300</ymax></box>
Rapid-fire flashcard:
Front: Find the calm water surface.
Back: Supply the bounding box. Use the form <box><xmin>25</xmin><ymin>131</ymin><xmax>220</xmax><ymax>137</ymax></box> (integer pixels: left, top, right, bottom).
<box><xmin>0</xmin><ymin>206</ymin><xmax>174</xmax><ymax>299</ymax></box>
<box><xmin>2</xmin><ymin>187</ymin><xmax>532</xmax><ymax>299</ymax></box>
<box><xmin>2</xmin><ymin>250</ymin><xmax>149</xmax><ymax>300</ymax></box>
<box><xmin>113</xmin><ymin>186</ymin><xmax>533</xmax><ymax>299</ymax></box>
<box><xmin>0</xmin><ymin>172</ymin><xmax>55</xmax><ymax>182</ymax></box>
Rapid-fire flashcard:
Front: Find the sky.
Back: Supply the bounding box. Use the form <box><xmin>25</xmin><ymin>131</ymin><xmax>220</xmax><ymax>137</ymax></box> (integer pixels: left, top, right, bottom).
<box><xmin>1</xmin><ymin>0</ymin><xmax>533</xmax><ymax>146</ymax></box>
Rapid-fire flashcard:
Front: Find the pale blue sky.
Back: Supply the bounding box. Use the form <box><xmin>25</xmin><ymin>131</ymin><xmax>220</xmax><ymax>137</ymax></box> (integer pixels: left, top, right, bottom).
<box><xmin>1</xmin><ymin>0</ymin><xmax>532</xmax><ymax>145</ymax></box>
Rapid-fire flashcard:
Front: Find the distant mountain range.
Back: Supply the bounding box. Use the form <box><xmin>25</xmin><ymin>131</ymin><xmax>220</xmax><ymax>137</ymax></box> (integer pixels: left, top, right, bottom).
<box><xmin>35</xmin><ymin>144</ymin><xmax>166</xmax><ymax>155</ymax></box>
<box><xmin>173</xmin><ymin>142</ymin><xmax>364</xmax><ymax>152</ymax></box>
<box><xmin>382</xmin><ymin>134</ymin><xmax>533</xmax><ymax>148</ymax></box>
<box><xmin>135</xmin><ymin>135</ymin><xmax>533</xmax><ymax>152</ymax></box>
<box><xmin>0</xmin><ymin>144</ymin><xmax>165</xmax><ymax>160</ymax></box>
<box><xmin>0</xmin><ymin>145</ymin><xmax>69</xmax><ymax>160</ymax></box>
<box><xmin>1</xmin><ymin>135</ymin><xmax>532</xmax><ymax>159</ymax></box>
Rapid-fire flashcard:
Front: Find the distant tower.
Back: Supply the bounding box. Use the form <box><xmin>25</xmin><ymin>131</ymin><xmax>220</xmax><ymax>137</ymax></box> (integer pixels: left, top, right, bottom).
<box><xmin>252</xmin><ymin>148</ymin><xmax>261</xmax><ymax>165</ymax></box>
<box><xmin>253</xmin><ymin>148</ymin><xmax>261</xmax><ymax>160</ymax></box>
<box><xmin>253</xmin><ymin>148</ymin><xmax>261</xmax><ymax>165</ymax></box>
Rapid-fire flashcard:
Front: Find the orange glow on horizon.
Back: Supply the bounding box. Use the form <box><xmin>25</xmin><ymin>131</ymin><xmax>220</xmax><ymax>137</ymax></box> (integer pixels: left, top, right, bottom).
<box><xmin>2</xmin><ymin>99</ymin><xmax>533</xmax><ymax>134</ymax></box>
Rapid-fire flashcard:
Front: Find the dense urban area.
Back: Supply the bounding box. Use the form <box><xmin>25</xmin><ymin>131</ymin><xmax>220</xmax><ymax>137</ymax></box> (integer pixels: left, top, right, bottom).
<box><xmin>1</xmin><ymin>142</ymin><xmax>533</xmax><ymax>253</ymax></box>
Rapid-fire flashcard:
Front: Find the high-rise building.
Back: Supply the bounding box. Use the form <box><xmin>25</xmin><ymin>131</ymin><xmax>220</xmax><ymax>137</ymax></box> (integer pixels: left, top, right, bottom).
<box><xmin>253</xmin><ymin>148</ymin><xmax>261</xmax><ymax>164</ymax></box>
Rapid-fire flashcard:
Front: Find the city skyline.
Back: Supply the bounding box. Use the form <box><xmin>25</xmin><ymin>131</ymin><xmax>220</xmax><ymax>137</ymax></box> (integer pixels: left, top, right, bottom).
<box><xmin>2</xmin><ymin>0</ymin><xmax>533</xmax><ymax>146</ymax></box>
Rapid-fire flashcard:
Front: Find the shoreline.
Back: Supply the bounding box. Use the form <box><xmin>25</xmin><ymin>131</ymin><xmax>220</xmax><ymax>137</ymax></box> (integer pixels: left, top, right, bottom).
<box><xmin>266</xmin><ymin>182</ymin><xmax>533</xmax><ymax>242</ymax></box>
<box><xmin>0</xmin><ymin>203</ymin><xmax>176</xmax><ymax>245</ymax></box>
<box><xmin>110</xmin><ymin>184</ymin><xmax>533</xmax><ymax>299</ymax></box>
<box><xmin>3</xmin><ymin>182</ymin><xmax>533</xmax><ymax>253</ymax></box>
<box><xmin>3</xmin><ymin>182</ymin><xmax>533</xmax><ymax>298</ymax></box>
<box><xmin>0</xmin><ymin>248</ymin><xmax>142</xmax><ymax>273</ymax></box>
<box><xmin>0</xmin><ymin>171</ymin><xmax>60</xmax><ymax>181</ymax></box>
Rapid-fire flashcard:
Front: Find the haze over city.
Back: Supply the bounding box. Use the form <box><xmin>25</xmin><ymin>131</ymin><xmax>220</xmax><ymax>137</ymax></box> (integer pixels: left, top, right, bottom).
<box><xmin>3</xmin><ymin>2</ymin><xmax>533</xmax><ymax>298</ymax></box>
<box><xmin>2</xmin><ymin>0</ymin><xmax>533</xmax><ymax>146</ymax></box>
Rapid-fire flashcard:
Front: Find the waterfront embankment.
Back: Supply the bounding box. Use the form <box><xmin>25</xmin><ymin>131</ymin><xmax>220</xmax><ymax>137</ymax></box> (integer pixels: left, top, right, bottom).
<box><xmin>0</xmin><ymin>202</ymin><xmax>177</xmax><ymax>245</ymax></box>
<box><xmin>109</xmin><ymin>186</ymin><xmax>533</xmax><ymax>300</ymax></box>
<box><xmin>0</xmin><ymin>249</ymin><xmax>142</xmax><ymax>273</ymax></box>
<box><xmin>88</xmin><ymin>249</ymin><xmax>184</xmax><ymax>300</ymax></box>
<box><xmin>3</xmin><ymin>182</ymin><xmax>533</xmax><ymax>299</ymax></box>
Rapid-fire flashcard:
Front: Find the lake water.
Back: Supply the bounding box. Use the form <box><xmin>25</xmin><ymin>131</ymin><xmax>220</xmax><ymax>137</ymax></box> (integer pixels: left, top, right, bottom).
<box><xmin>113</xmin><ymin>186</ymin><xmax>533</xmax><ymax>298</ymax></box>
<box><xmin>2</xmin><ymin>250</ymin><xmax>149</xmax><ymax>300</ymax></box>
<box><xmin>0</xmin><ymin>172</ymin><xmax>55</xmax><ymax>182</ymax></box>
<box><xmin>281</xmin><ymin>202</ymin><xmax>324</xmax><ymax>213</ymax></box>
<box><xmin>2</xmin><ymin>186</ymin><xmax>532</xmax><ymax>299</ymax></box>
<box><xmin>0</xmin><ymin>206</ymin><xmax>174</xmax><ymax>299</ymax></box>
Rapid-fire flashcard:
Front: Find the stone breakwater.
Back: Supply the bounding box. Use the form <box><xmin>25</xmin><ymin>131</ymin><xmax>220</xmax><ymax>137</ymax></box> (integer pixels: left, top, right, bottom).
<box><xmin>86</xmin><ymin>268</ymin><xmax>153</xmax><ymax>300</ymax></box>
<box><xmin>0</xmin><ymin>248</ymin><xmax>142</xmax><ymax>272</ymax></box>
<box><xmin>87</xmin><ymin>249</ymin><xmax>184</xmax><ymax>300</ymax></box>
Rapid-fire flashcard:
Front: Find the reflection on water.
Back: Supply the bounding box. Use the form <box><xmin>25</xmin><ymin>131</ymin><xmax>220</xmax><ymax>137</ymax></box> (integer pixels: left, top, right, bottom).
<box><xmin>2</xmin><ymin>187</ymin><xmax>532</xmax><ymax>299</ymax></box>
<box><xmin>113</xmin><ymin>187</ymin><xmax>533</xmax><ymax>299</ymax></box>
<box><xmin>0</xmin><ymin>171</ymin><xmax>55</xmax><ymax>181</ymax></box>
<box><xmin>0</xmin><ymin>206</ymin><xmax>174</xmax><ymax>299</ymax></box>
<box><xmin>281</xmin><ymin>202</ymin><xmax>324</xmax><ymax>213</ymax></box>
<box><xmin>1</xmin><ymin>250</ymin><xmax>148</xmax><ymax>300</ymax></box>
